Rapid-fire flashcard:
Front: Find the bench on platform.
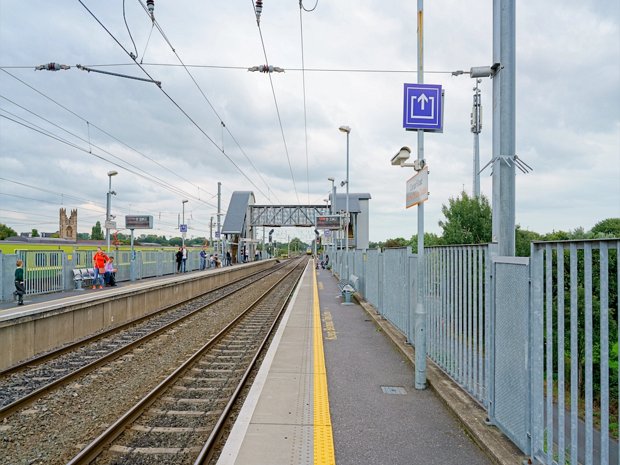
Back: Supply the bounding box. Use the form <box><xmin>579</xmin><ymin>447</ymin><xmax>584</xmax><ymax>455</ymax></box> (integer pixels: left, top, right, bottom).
<box><xmin>73</xmin><ymin>268</ymin><xmax>94</xmax><ymax>290</ymax></box>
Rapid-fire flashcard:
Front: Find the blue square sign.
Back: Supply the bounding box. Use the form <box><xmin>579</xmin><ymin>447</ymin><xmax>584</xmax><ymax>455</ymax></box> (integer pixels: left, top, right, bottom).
<box><xmin>403</xmin><ymin>83</ymin><xmax>443</xmax><ymax>131</ymax></box>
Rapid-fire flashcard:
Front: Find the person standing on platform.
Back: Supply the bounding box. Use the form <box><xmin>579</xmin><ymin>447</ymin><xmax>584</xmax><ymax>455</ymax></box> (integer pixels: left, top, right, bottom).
<box><xmin>92</xmin><ymin>247</ymin><xmax>108</xmax><ymax>289</ymax></box>
<box><xmin>175</xmin><ymin>247</ymin><xmax>183</xmax><ymax>273</ymax></box>
<box><xmin>199</xmin><ymin>247</ymin><xmax>207</xmax><ymax>270</ymax></box>
<box><xmin>226</xmin><ymin>250</ymin><xmax>232</xmax><ymax>266</ymax></box>
<box><xmin>181</xmin><ymin>246</ymin><xmax>188</xmax><ymax>272</ymax></box>
<box><xmin>14</xmin><ymin>259</ymin><xmax>25</xmax><ymax>306</ymax></box>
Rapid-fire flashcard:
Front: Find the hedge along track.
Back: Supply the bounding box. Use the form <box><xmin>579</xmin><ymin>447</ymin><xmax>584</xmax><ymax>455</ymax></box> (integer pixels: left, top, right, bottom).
<box><xmin>66</xmin><ymin>257</ymin><xmax>307</xmax><ymax>465</ymax></box>
<box><xmin>0</xmin><ymin>260</ymin><xmax>292</xmax><ymax>420</ymax></box>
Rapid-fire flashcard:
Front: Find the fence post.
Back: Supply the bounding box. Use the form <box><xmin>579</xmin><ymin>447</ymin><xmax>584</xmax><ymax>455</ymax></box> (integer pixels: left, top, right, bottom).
<box><xmin>529</xmin><ymin>242</ymin><xmax>543</xmax><ymax>460</ymax></box>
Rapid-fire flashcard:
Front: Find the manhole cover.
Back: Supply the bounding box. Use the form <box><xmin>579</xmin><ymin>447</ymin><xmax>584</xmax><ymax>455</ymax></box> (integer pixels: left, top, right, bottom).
<box><xmin>381</xmin><ymin>386</ymin><xmax>407</xmax><ymax>395</ymax></box>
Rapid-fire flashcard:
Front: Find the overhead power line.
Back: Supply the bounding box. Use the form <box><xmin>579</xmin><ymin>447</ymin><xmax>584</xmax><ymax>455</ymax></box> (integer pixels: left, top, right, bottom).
<box><xmin>299</xmin><ymin>2</ymin><xmax>311</xmax><ymax>203</ymax></box>
<box><xmin>77</xmin><ymin>0</ymin><xmax>272</xmax><ymax>203</ymax></box>
<box><xmin>4</xmin><ymin>63</ymin><xmax>466</xmax><ymax>75</ymax></box>
<box><xmin>135</xmin><ymin>0</ymin><xmax>277</xmax><ymax>204</ymax></box>
<box><xmin>250</xmin><ymin>0</ymin><xmax>300</xmax><ymax>204</ymax></box>
<box><xmin>0</xmin><ymin>97</ymin><xmax>217</xmax><ymax>208</ymax></box>
<box><xmin>1</xmin><ymin>68</ymin><xmax>214</xmax><ymax>200</ymax></box>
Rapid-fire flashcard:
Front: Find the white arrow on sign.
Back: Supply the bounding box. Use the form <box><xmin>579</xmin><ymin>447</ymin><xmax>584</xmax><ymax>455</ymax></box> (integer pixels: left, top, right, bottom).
<box><xmin>417</xmin><ymin>93</ymin><xmax>429</xmax><ymax>110</ymax></box>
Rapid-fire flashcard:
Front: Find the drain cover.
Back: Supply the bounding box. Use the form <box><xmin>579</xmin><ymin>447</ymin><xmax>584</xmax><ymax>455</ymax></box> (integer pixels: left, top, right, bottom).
<box><xmin>381</xmin><ymin>386</ymin><xmax>407</xmax><ymax>395</ymax></box>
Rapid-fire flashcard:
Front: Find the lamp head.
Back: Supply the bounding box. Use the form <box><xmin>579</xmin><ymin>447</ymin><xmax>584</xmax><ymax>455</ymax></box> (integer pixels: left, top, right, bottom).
<box><xmin>107</xmin><ymin>170</ymin><xmax>118</xmax><ymax>177</ymax></box>
<box><xmin>327</xmin><ymin>177</ymin><xmax>334</xmax><ymax>182</ymax></box>
<box><xmin>338</xmin><ymin>125</ymin><xmax>351</xmax><ymax>134</ymax></box>
<box><xmin>390</xmin><ymin>146</ymin><xmax>411</xmax><ymax>166</ymax></box>
<box><xmin>182</xmin><ymin>199</ymin><xmax>188</xmax><ymax>204</ymax></box>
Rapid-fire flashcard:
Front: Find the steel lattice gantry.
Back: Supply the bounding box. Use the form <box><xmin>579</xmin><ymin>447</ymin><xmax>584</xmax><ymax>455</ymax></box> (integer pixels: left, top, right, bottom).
<box><xmin>249</xmin><ymin>205</ymin><xmax>329</xmax><ymax>227</ymax></box>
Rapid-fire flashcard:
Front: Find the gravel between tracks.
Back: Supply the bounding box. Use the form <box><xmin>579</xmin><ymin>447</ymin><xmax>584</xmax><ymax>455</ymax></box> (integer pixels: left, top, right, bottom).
<box><xmin>0</xmin><ymin>269</ymin><xmax>286</xmax><ymax>465</ymax></box>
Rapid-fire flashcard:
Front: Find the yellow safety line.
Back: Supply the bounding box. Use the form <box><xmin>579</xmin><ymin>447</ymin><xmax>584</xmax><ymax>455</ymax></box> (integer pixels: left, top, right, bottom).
<box><xmin>313</xmin><ymin>267</ymin><xmax>336</xmax><ymax>464</ymax></box>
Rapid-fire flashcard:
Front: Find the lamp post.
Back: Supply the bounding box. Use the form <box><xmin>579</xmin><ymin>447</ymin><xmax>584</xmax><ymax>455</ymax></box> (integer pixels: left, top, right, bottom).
<box><xmin>105</xmin><ymin>170</ymin><xmax>118</xmax><ymax>253</ymax></box>
<box><xmin>181</xmin><ymin>200</ymin><xmax>188</xmax><ymax>247</ymax></box>
<box><xmin>338</xmin><ymin>125</ymin><xmax>351</xmax><ymax>280</ymax></box>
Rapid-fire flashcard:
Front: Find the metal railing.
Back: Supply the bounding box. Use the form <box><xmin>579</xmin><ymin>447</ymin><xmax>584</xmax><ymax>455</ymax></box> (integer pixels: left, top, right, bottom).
<box><xmin>425</xmin><ymin>244</ymin><xmax>493</xmax><ymax>407</ymax></box>
<box><xmin>328</xmin><ymin>239</ymin><xmax>619</xmax><ymax>464</ymax></box>
<box><xmin>531</xmin><ymin>239</ymin><xmax>619</xmax><ymax>465</ymax></box>
<box><xmin>2</xmin><ymin>248</ymin><xmax>208</xmax><ymax>300</ymax></box>
<box><xmin>17</xmin><ymin>250</ymin><xmax>65</xmax><ymax>295</ymax></box>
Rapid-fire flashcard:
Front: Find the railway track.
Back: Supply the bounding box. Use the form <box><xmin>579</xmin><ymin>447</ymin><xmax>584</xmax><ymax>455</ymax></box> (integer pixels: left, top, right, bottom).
<box><xmin>0</xmin><ymin>260</ymin><xmax>290</xmax><ymax>419</ymax></box>
<box><xmin>66</xmin><ymin>257</ymin><xmax>307</xmax><ymax>465</ymax></box>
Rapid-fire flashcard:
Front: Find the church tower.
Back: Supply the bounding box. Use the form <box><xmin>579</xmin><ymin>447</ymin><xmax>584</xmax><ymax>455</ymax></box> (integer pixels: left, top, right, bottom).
<box><xmin>59</xmin><ymin>208</ymin><xmax>78</xmax><ymax>241</ymax></box>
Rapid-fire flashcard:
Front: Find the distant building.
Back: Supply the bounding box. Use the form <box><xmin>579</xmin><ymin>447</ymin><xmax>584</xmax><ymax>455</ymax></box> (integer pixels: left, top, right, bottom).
<box><xmin>59</xmin><ymin>208</ymin><xmax>77</xmax><ymax>242</ymax></box>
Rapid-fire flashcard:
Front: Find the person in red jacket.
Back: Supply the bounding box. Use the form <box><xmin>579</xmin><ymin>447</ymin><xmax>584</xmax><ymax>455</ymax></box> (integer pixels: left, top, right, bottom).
<box><xmin>92</xmin><ymin>247</ymin><xmax>109</xmax><ymax>289</ymax></box>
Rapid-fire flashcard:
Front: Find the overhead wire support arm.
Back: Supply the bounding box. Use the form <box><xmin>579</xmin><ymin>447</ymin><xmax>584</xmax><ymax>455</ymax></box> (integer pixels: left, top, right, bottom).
<box><xmin>76</xmin><ymin>64</ymin><xmax>161</xmax><ymax>87</ymax></box>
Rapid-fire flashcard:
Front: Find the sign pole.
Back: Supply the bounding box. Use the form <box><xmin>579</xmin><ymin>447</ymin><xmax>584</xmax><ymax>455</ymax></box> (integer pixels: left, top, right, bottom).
<box><xmin>414</xmin><ymin>0</ymin><xmax>427</xmax><ymax>390</ymax></box>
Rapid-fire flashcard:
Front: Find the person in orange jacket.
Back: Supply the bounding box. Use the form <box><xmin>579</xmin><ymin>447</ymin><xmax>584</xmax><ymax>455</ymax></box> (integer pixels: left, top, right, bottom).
<box><xmin>92</xmin><ymin>247</ymin><xmax>109</xmax><ymax>289</ymax></box>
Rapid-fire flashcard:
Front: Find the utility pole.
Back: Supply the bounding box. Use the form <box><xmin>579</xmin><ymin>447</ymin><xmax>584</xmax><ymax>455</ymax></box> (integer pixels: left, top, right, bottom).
<box><xmin>471</xmin><ymin>79</ymin><xmax>482</xmax><ymax>198</ymax></box>
<box><xmin>217</xmin><ymin>182</ymin><xmax>222</xmax><ymax>256</ymax></box>
<box><xmin>209</xmin><ymin>217</ymin><xmax>214</xmax><ymax>247</ymax></box>
<box><xmin>492</xmin><ymin>0</ymin><xmax>516</xmax><ymax>256</ymax></box>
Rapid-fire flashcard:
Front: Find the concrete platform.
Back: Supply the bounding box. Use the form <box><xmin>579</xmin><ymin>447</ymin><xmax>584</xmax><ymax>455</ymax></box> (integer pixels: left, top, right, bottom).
<box><xmin>217</xmin><ymin>262</ymin><xmax>500</xmax><ymax>465</ymax></box>
<box><xmin>0</xmin><ymin>260</ymin><xmax>276</xmax><ymax>371</ymax></box>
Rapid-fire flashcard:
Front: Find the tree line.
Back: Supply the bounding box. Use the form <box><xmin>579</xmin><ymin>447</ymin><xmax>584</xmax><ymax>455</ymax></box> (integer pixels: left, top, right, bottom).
<box><xmin>370</xmin><ymin>191</ymin><xmax>620</xmax><ymax>255</ymax></box>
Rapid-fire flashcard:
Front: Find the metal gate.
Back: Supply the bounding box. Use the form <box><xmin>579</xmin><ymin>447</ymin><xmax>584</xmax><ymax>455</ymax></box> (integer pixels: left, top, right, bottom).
<box><xmin>489</xmin><ymin>256</ymin><xmax>530</xmax><ymax>454</ymax></box>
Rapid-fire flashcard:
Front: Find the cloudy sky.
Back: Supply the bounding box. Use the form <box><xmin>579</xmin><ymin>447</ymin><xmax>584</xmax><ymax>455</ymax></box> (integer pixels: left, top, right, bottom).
<box><xmin>1</xmin><ymin>0</ymin><xmax>618</xmax><ymax>244</ymax></box>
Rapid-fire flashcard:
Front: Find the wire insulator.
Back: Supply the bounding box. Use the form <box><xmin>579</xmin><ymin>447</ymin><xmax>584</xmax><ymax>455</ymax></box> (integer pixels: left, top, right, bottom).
<box><xmin>35</xmin><ymin>62</ymin><xmax>70</xmax><ymax>71</ymax></box>
<box><xmin>255</xmin><ymin>0</ymin><xmax>263</xmax><ymax>25</ymax></box>
<box><xmin>146</xmin><ymin>0</ymin><xmax>154</xmax><ymax>19</ymax></box>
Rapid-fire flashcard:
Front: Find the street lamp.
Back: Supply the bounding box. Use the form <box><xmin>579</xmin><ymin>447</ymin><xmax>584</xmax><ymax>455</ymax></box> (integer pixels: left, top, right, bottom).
<box><xmin>181</xmin><ymin>200</ymin><xmax>188</xmax><ymax>247</ymax></box>
<box><xmin>338</xmin><ymin>125</ymin><xmax>351</xmax><ymax>280</ymax></box>
<box><xmin>106</xmin><ymin>170</ymin><xmax>118</xmax><ymax>253</ymax></box>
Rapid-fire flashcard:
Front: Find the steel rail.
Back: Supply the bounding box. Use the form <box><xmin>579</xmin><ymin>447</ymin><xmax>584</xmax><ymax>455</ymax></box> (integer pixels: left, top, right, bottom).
<box><xmin>0</xmin><ymin>262</ymin><xmax>288</xmax><ymax>419</ymax></box>
<box><xmin>66</xmin><ymin>258</ymin><xmax>305</xmax><ymax>465</ymax></box>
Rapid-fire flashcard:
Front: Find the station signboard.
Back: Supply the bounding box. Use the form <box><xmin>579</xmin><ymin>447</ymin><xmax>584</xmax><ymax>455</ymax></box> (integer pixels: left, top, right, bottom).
<box><xmin>125</xmin><ymin>215</ymin><xmax>154</xmax><ymax>229</ymax></box>
<box><xmin>316</xmin><ymin>215</ymin><xmax>341</xmax><ymax>230</ymax></box>
<box><xmin>406</xmin><ymin>166</ymin><xmax>429</xmax><ymax>208</ymax></box>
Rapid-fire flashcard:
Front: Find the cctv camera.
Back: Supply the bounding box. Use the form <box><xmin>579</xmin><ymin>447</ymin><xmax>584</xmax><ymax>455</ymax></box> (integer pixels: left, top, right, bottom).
<box><xmin>391</xmin><ymin>146</ymin><xmax>411</xmax><ymax>166</ymax></box>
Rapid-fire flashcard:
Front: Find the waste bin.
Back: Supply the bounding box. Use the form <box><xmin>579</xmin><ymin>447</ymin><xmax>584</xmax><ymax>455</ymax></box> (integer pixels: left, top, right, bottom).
<box><xmin>342</xmin><ymin>284</ymin><xmax>354</xmax><ymax>304</ymax></box>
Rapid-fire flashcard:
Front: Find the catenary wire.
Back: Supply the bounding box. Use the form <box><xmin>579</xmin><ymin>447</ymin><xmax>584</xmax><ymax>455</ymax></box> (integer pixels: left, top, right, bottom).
<box><xmin>250</xmin><ymin>0</ymin><xmax>300</xmax><ymax>204</ymax></box>
<box><xmin>0</xmin><ymin>68</ymin><xmax>212</xmax><ymax>198</ymax></box>
<box><xmin>0</xmin><ymin>111</ymin><xmax>217</xmax><ymax>208</ymax></box>
<box><xmin>300</xmin><ymin>0</ymin><xmax>319</xmax><ymax>12</ymax></box>
<box><xmin>123</xmin><ymin>0</ymin><xmax>139</xmax><ymax>59</ymax></box>
<box><xmin>0</xmin><ymin>98</ymin><xmax>218</xmax><ymax>208</ymax></box>
<box><xmin>77</xmin><ymin>0</ymin><xmax>271</xmax><ymax>202</ymax></box>
<box><xmin>135</xmin><ymin>0</ymin><xmax>277</xmax><ymax>204</ymax></box>
<box><xmin>299</xmin><ymin>1</ymin><xmax>310</xmax><ymax>203</ymax></box>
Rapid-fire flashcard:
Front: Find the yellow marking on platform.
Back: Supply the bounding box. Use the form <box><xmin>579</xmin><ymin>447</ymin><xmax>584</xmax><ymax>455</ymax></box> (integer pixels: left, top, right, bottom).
<box><xmin>313</xmin><ymin>268</ymin><xmax>336</xmax><ymax>464</ymax></box>
<box><xmin>322</xmin><ymin>311</ymin><xmax>337</xmax><ymax>340</ymax></box>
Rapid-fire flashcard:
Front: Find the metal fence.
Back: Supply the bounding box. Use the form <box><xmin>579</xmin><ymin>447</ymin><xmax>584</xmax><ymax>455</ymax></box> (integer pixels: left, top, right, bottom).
<box><xmin>328</xmin><ymin>239</ymin><xmax>619</xmax><ymax>464</ymax></box>
<box><xmin>16</xmin><ymin>250</ymin><xmax>65</xmax><ymax>295</ymax></box>
<box><xmin>425</xmin><ymin>244</ymin><xmax>493</xmax><ymax>407</ymax></box>
<box><xmin>1</xmin><ymin>248</ymin><xmax>216</xmax><ymax>300</ymax></box>
<box><xmin>531</xmin><ymin>239</ymin><xmax>619</xmax><ymax>465</ymax></box>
